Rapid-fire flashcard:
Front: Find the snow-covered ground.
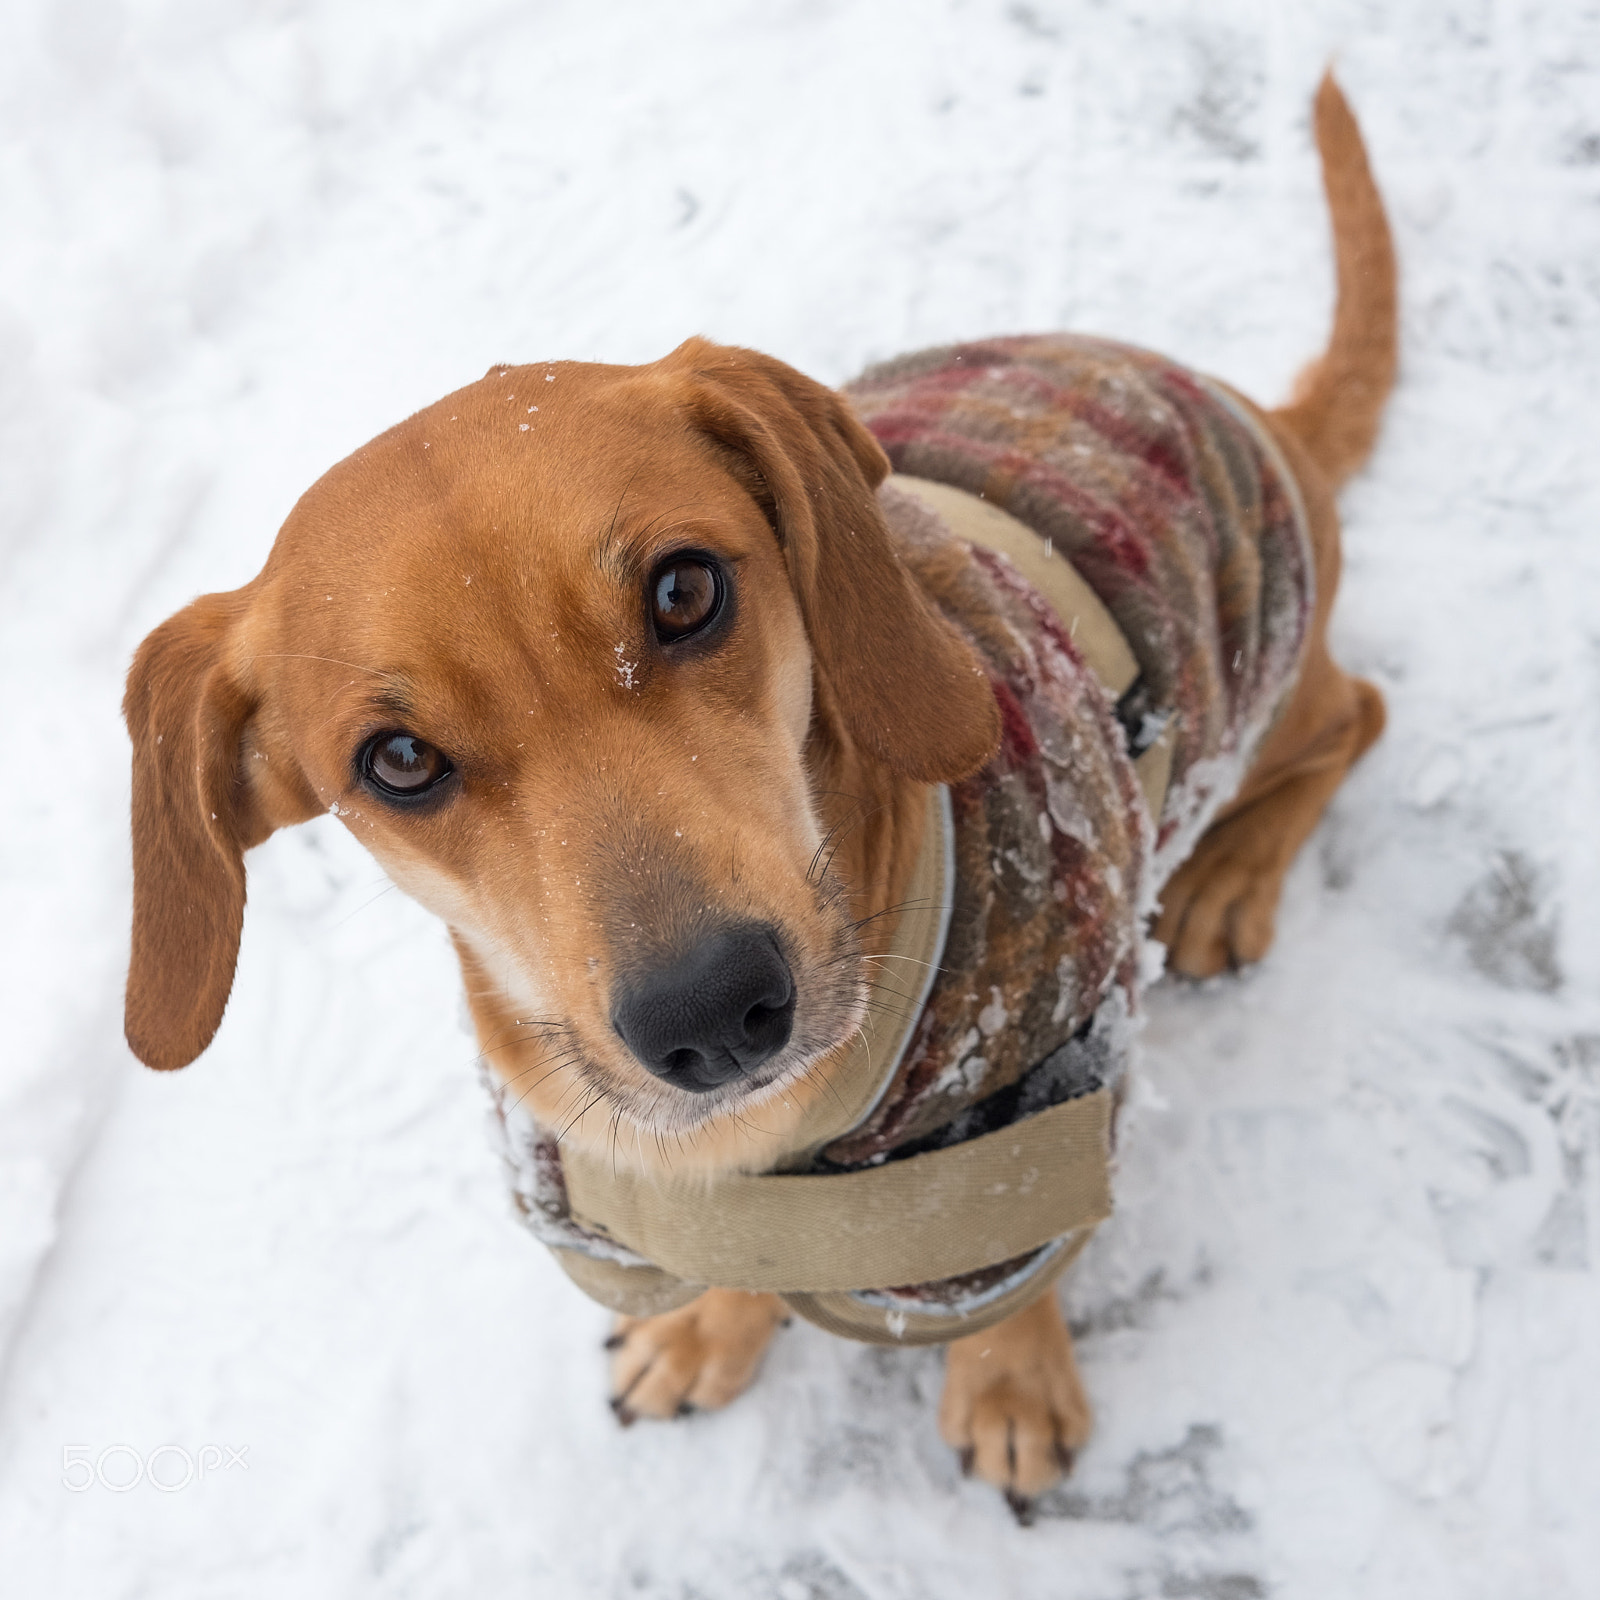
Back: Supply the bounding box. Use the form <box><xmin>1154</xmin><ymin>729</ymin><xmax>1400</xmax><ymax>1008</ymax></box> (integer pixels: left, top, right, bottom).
<box><xmin>2</xmin><ymin>2</ymin><xmax>1598</xmax><ymax>1594</ymax></box>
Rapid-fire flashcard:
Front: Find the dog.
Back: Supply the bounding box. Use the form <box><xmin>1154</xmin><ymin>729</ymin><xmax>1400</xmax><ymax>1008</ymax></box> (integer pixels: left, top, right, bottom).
<box><xmin>122</xmin><ymin>73</ymin><xmax>1393</xmax><ymax>1516</ymax></box>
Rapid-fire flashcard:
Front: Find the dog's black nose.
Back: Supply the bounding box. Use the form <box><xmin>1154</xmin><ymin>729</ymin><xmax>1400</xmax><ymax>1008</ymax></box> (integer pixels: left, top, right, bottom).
<box><xmin>611</xmin><ymin>924</ymin><xmax>795</xmax><ymax>1092</ymax></box>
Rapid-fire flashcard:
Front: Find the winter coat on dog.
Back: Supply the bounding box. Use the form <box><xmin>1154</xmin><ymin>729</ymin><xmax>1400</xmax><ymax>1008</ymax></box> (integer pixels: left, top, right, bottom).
<box><xmin>492</xmin><ymin>335</ymin><xmax>1313</xmax><ymax>1343</ymax></box>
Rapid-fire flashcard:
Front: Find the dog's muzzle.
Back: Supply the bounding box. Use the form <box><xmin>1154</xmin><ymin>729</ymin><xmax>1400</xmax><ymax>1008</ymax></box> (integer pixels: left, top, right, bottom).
<box><xmin>611</xmin><ymin>922</ymin><xmax>795</xmax><ymax>1092</ymax></box>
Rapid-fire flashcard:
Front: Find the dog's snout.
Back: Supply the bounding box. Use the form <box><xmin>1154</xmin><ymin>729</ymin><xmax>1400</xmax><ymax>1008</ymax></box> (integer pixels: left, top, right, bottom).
<box><xmin>612</xmin><ymin>924</ymin><xmax>795</xmax><ymax>1092</ymax></box>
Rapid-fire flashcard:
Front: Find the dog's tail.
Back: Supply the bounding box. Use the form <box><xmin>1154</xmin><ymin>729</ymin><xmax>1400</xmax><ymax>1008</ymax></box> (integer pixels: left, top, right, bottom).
<box><xmin>1272</xmin><ymin>72</ymin><xmax>1398</xmax><ymax>489</ymax></box>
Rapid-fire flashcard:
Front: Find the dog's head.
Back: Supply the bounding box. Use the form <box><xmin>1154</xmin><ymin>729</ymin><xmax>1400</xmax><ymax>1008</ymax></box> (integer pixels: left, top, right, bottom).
<box><xmin>124</xmin><ymin>339</ymin><xmax>998</xmax><ymax>1166</ymax></box>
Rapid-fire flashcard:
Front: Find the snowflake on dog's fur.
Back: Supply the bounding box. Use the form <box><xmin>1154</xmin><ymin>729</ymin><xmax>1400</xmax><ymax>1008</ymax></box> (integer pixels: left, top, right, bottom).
<box><xmin>613</xmin><ymin>642</ymin><xmax>638</xmax><ymax>690</ymax></box>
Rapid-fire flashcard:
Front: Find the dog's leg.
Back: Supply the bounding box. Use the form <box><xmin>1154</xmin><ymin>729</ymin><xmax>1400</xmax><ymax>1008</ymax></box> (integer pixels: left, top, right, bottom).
<box><xmin>1155</xmin><ymin>637</ymin><xmax>1384</xmax><ymax>978</ymax></box>
<box><xmin>938</xmin><ymin>1292</ymin><xmax>1091</xmax><ymax>1518</ymax></box>
<box><xmin>606</xmin><ymin>1289</ymin><xmax>789</xmax><ymax>1424</ymax></box>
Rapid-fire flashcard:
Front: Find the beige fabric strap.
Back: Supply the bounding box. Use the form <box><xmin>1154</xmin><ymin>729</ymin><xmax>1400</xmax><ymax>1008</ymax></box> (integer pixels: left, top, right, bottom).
<box><xmin>551</xmin><ymin>1217</ymin><xmax>1100</xmax><ymax>1344</ymax></box>
<box><xmin>552</xmin><ymin>1250</ymin><xmax>705</xmax><ymax>1318</ymax></box>
<box><xmin>564</xmin><ymin>1088</ymin><xmax>1112</xmax><ymax>1294</ymax></box>
<box><xmin>891</xmin><ymin>474</ymin><xmax>1174</xmax><ymax>820</ymax></box>
<box><xmin>781</xmin><ymin>1224</ymin><xmax>1098</xmax><ymax>1346</ymax></box>
<box><xmin>891</xmin><ymin>474</ymin><xmax>1139</xmax><ymax>693</ymax></box>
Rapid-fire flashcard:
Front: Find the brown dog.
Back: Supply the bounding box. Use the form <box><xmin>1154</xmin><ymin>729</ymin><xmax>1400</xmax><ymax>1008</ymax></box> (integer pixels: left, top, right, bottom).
<box><xmin>123</xmin><ymin>75</ymin><xmax>1393</xmax><ymax>1512</ymax></box>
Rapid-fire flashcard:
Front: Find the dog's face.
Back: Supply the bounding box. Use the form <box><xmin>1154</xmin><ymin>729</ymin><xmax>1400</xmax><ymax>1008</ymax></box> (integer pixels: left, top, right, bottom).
<box><xmin>123</xmin><ymin>339</ymin><xmax>999</xmax><ymax>1167</ymax></box>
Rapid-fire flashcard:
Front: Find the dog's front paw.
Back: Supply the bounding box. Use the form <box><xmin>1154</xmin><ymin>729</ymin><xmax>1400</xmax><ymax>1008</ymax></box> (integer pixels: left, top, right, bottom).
<box><xmin>607</xmin><ymin>1288</ymin><xmax>788</xmax><ymax>1424</ymax></box>
<box><xmin>938</xmin><ymin>1293</ymin><xmax>1091</xmax><ymax>1520</ymax></box>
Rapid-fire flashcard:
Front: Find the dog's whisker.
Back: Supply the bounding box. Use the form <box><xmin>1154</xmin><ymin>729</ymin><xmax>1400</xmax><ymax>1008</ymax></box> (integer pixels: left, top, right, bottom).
<box><xmin>594</xmin><ymin>464</ymin><xmax>645</xmax><ymax>570</ymax></box>
<box><xmin>555</xmin><ymin>1081</ymin><xmax>613</xmax><ymax>1144</ymax></box>
<box><xmin>813</xmin><ymin>797</ymin><xmax>888</xmax><ymax>884</ymax></box>
<box><xmin>492</xmin><ymin>1030</ymin><xmax>582</xmax><ymax>1068</ymax></box>
<box><xmin>254</xmin><ymin>651</ymin><xmax>396</xmax><ymax>677</ymax></box>
<box><xmin>858</xmin><ymin>999</ymin><xmax>916</xmax><ymax>1027</ymax></box>
<box><xmin>495</xmin><ymin>1053</ymin><xmax>582</xmax><ymax>1096</ymax></box>
<box><xmin>475</xmin><ymin>1016</ymin><xmax>570</xmax><ymax>1055</ymax></box>
<box><xmin>607</xmin><ymin>1102</ymin><xmax>629</xmax><ymax>1176</ymax></box>
<box><xmin>502</xmin><ymin>1052</ymin><xmax>589</xmax><ymax>1114</ymax></box>
<box><xmin>478</xmin><ymin>1026</ymin><xmax>574</xmax><ymax>1060</ymax></box>
<box><xmin>807</xmin><ymin>802</ymin><xmax>865</xmax><ymax>884</ymax></box>
<box><xmin>331</xmin><ymin>881</ymin><xmax>399</xmax><ymax>927</ymax></box>
<box><xmin>855</xmin><ymin>953</ymin><xmax>946</xmax><ymax>974</ymax></box>
<box><xmin>849</xmin><ymin>896</ymin><xmax>944</xmax><ymax>932</ymax></box>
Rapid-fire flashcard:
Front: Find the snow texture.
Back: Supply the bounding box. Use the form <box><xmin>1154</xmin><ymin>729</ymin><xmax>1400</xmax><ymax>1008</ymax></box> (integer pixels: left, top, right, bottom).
<box><xmin>3</xmin><ymin>2</ymin><xmax>1599</xmax><ymax>1596</ymax></box>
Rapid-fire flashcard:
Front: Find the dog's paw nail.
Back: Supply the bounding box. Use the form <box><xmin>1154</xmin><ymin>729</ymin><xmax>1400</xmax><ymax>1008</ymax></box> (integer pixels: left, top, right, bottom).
<box><xmin>609</xmin><ymin>1398</ymin><xmax>636</xmax><ymax>1428</ymax></box>
<box><xmin>675</xmin><ymin>1400</ymin><xmax>696</xmax><ymax>1418</ymax></box>
<box><xmin>603</xmin><ymin>1332</ymin><xmax>626</xmax><ymax>1350</ymax></box>
<box><xmin>779</xmin><ymin>1316</ymin><xmax>794</xmax><ymax>1329</ymax></box>
<box><xmin>958</xmin><ymin>1447</ymin><xmax>975</xmax><ymax>1479</ymax></box>
<box><xmin>1004</xmin><ymin>1489</ymin><xmax>1037</xmax><ymax>1527</ymax></box>
<box><xmin>1054</xmin><ymin>1442</ymin><xmax>1076</xmax><ymax>1474</ymax></box>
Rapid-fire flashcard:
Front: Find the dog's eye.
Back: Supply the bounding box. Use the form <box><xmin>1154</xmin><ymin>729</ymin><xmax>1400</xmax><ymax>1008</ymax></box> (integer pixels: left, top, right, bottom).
<box><xmin>650</xmin><ymin>558</ymin><xmax>723</xmax><ymax>642</ymax></box>
<box><xmin>362</xmin><ymin>733</ymin><xmax>453</xmax><ymax>799</ymax></box>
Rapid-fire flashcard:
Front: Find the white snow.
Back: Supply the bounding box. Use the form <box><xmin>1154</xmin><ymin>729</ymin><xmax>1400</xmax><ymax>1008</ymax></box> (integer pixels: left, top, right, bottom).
<box><xmin>3</xmin><ymin>2</ymin><xmax>1599</xmax><ymax>1596</ymax></box>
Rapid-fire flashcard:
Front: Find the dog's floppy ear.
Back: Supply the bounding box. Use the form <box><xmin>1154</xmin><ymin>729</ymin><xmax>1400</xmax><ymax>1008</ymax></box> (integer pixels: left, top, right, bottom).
<box><xmin>123</xmin><ymin>591</ymin><xmax>304</xmax><ymax>1070</ymax></box>
<box><xmin>665</xmin><ymin>338</ymin><xmax>1000</xmax><ymax>783</ymax></box>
